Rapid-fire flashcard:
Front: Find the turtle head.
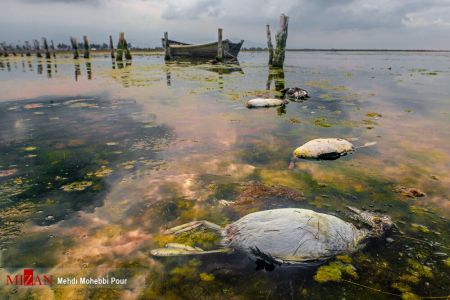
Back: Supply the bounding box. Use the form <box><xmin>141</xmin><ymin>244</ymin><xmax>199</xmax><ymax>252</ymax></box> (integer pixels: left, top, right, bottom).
<box><xmin>346</xmin><ymin>206</ymin><xmax>393</xmax><ymax>238</ymax></box>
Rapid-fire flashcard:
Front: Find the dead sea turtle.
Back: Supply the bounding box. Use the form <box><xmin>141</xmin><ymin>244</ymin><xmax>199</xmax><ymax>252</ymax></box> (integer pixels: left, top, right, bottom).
<box><xmin>246</xmin><ymin>98</ymin><xmax>288</xmax><ymax>108</ymax></box>
<box><xmin>281</xmin><ymin>87</ymin><xmax>309</xmax><ymax>101</ymax></box>
<box><xmin>151</xmin><ymin>207</ymin><xmax>393</xmax><ymax>268</ymax></box>
<box><xmin>292</xmin><ymin>138</ymin><xmax>377</xmax><ymax>161</ymax></box>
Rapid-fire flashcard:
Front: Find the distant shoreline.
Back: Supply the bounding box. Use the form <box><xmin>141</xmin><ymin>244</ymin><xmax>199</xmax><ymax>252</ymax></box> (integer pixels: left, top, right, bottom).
<box><xmin>242</xmin><ymin>48</ymin><xmax>450</xmax><ymax>52</ymax></box>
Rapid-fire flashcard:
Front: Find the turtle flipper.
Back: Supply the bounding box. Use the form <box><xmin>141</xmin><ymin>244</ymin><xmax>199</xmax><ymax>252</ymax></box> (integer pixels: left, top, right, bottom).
<box><xmin>164</xmin><ymin>220</ymin><xmax>222</xmax><ymax>235</ymax></box>
<box><xmin>151</xmin><ymin>243</ymin><xmax>232</xmax><ymax>257</ymax></box>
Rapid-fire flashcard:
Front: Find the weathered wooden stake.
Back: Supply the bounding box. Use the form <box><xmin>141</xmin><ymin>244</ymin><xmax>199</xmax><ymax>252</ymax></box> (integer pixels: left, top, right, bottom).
<box><xmin>10</xmin><ymin>45</ymin><xmax>17</xmax><ymax>56</ymax></box>
<box><xmin>70</xmin><ymin>37</ymin><xmax>79</xmax><ymax>59</ymax></box>
<box><xmin>164</xmin><ymin>32</ymin><xmax>171</xmax><ymax>60</ymax></box>
<box><xmin>51</xmin><ymin>40</ymin><xmax>56</xmax><ymax>58</ymax></box>
<box><xmin>34</xmin><ymin>40</ymin><xmax>42</xmax><ymax>58</ymax></box>
<box><xmin>25</xmin><ymin>41</ymin><xmax>31</xmax><ymax>56</ymax></box>
<box><xmin>17</xmin><ymin>45</ymin><xmax>24</xmax><ymax>57</ymax></box>
<box><xmin>217</xmin><ymin>28</ymin><xmax>223</xmax><ymax>61</ymax></box>
<box><xmin>116</xmin><ymin>32</ymin><xmax>124</xmax><ymax>61</ymax></box>
<box><xmin>271</xmin><ymin>14</ymin><xmax>289</xmax><ymax>68</ymax></box>
<box><xmin>124</xmin><ymin>38</ymin><xmax>132</xmax><ymax>60</ymax></box>
<box><xmin>109</xmin><ymin>35</ymin><xmax>115</xmax><ymax>59</ymax></box>
<box><xmin>42</xmin><ymin>37</ymin><xmax>51</xmax><ymax>59</ymax></box>
<box><xmin>0</xmin><ymin>43</ymin><xmax>7</xmax><ymax>57</ymax></box>
<box><xmin>83</xmin><ymin>35</ymin><xmax>90</xmax><ymax>59</ymax></box>
<box><xmin>266</xmin><ymin>24</ymin><xmax>274</xmax><ymax>65</ymax></box>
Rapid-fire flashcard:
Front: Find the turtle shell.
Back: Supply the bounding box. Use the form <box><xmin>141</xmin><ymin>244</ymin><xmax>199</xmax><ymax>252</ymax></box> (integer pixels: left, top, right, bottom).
<box><xmin>247</xmin><ymin>98</ymin><xmax>287</xmax><ymax>108</ymax></box>
<box><xmin>223</xmin><ymin>208</ymin><xmax>366</xmax><ymax>264</ymax></box>
<box><xmin>293</xmin><ymin>138</ymin><xmax>354</xmax><ymax>160</ymax></box>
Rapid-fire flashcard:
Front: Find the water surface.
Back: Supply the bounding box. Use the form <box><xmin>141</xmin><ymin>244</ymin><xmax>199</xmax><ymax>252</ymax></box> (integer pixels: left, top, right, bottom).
<box><xmin>0</xmin><ymin>52</ymin><xmax>449</xmax><ymax>299</ymax></box>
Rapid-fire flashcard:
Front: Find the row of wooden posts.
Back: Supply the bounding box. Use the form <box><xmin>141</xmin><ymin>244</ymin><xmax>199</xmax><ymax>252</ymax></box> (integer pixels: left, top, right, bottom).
<box><xmin>2</xmin><ymin>14</ymin><xmax>288</xmax><ymax>67</ymax></box>
<box><xmin>0</xmin><ymin>39</ymin><xmax>56</xmax><ymax>59</ymax></box>
<box><xmin>0</xmin><ymin>32</ymin><xmax>132</xmax><ymax>62</ymax></box>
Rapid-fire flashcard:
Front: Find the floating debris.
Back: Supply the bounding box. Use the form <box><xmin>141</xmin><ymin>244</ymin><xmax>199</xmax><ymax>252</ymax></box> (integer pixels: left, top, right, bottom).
<box><xmin>246</xmin><ymin>98</ymin><xmax>287</xmax><ymax>108</ymax></box>
<box><xmin>394</xmin><ymin>186</ymin><xmax>426</xmax><ymax>198</ymax></box>
<box><xmin>293</xmin><ymin>138</ymin><xmax>354</xmax><ymax>160</ymax></box>
<box><xmin>61</xmin><ymin>181</ymin><xmax>93</xmax><ymax>192</ymax></box>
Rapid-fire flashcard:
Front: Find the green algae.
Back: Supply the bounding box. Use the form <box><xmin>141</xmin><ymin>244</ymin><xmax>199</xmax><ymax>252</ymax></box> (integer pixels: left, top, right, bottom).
<box><xmin>314</xmin><ymin>261</ymin><xmax>358</xmax><ymax>283</ymax></box>
<box><xmin>172</xmin><ymin>230</ymin><xmax>220</xmax><ymax>249</ymax></box>
<box><xmin>312</xmin><ymin>117</ymin><xmax>332</xmax><ymax>128</ymax></box>
<box><xmin>366</xmin><ymin>112</ymin><xmax>382</xmax><ymax>118</ymax></box>
<box><xmin>410</xmin><ymin>223</ymin><xmax>431</xmax><ymax>234</ymax></box>
<box><xmin>199</xmin><ymin>272</ymin><xmax>215</xmax><ymax>282</ymax></box>
<box><xmin>61</xmin><ymin>181</ymin><xmax>93</xmax><ymax>192</ymax></box>
<box><xmin>170</xmin><ymin>259</ymin><xmax>201</xmax><ymax>283</ymax></box>
<box><xmin>443</xmin><ymin>257</ymin><xmax>450</xmax><ymax>267</ymax></box>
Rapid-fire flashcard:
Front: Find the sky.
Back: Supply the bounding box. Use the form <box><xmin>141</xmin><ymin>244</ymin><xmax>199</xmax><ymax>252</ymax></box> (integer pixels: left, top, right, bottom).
<box><xmin>1</xmin><ymin>0</ymin><xmax>450</xmax><ymax>49</ymax></box>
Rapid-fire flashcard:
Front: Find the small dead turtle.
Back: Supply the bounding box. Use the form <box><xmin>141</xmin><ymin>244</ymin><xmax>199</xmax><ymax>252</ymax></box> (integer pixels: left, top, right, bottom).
<box><xmin>150</xmin><ymin>207</ymin><xmax>393</xmax><ymax>268</ymax></box>
<box><xmin>292</xmin><ymin>138</ymin><xmax>377</xmax><ymax>161</ymax></box>
<box><xmin>246</xmin><ymin>98</ymin><xmax>288</xmax><ymax>108</ymax></box>
<box><xmin>282</xmin><ymin>87</ymin><xmax>309</xmax><ymax>101</ymax></box>
<box><xmin>294</xmin><ymin>138</ymin><xmax>354</xmax><ymax>160</ymax></box>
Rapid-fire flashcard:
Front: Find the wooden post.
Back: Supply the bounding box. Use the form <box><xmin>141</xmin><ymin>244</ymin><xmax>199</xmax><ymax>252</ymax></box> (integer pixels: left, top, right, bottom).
<box><xmin>0</xmin><ymin>43</ymin><xmax>7</xmax><ymax>57</ymax></box>
<box><xmin>34</xmin><ymin>40</ymin><xmax>42</xmax><ymax>58</ymax></box>
<box><xmin>70</xmin><ymin>37</ymin><xmax>79</xmax><ymax>59</ymax></box>
<box><xmin>116</xmin><ymin>32</ymin><xmax>124</xmax><ymax>61</ymax></box>
<box><xmin>271</xmin><ymin>14</ymin><xmax>289</xmax><ymax>68</ymax></box>
<box><xmin>10</xmin><ymin>45</ymin><xmax>17</xmax><ymax>56</ymax></box>
<box><xmin>123</xmin><ymin>35</ymin><xmax>132</xmax><ymax>60</ymax></box>
<box><xmin>25</xmin><ymin>41</ymin><xmax>31</xmax><ymax>56</ymax></box>
<box><xmin>217</xmin><ymin>28</ymin><xmax>223</xmax><ymax>61</ymax></box>
<box><xmin>51</xmin><ymin>40</ymin><xmax>56</xmax><ymax>58</ymax></box>
<box><xmin>83</xmin><ymin>35</ymin><xmax>90</xmax><ymax>59</ymax></box>
<box><xmin>164</xmin><ymin>32</ymin><xmax>171</xmax><ymax>60</ymax></box>
<box><xmin>266</xmin><ymin>24</ymin><xmax>274</xmax><ymax>66</ymax></box>
<box><xmin>17</xmin><ymin>45</ymin><xmax>24</xmax><ymax>57</ymax></box>
<box><xmin>42</xmin><ymin>37</ymin><xmax>51</xmax><ymax>59</ymax></box>
<box><xmin>109</xmin><ymin>35</ymin><xmax>115</xmax><ymax>59</ymax></box>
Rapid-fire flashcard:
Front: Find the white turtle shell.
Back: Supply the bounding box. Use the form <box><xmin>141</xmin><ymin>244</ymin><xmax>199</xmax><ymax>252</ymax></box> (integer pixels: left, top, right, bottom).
<box><xmin>246</xmin><ymin>98</ymin><xmax>286</xmax><ymax>108</ymax></box>
<box><xmin>223</xmin><ymin>208</ymin><xmax>367</xmax><ymax>264</ymax></box>
<box><xmin>293</xmin><ymin>138</ymin><xmax>354</xmax><ymax>159</ymax></box>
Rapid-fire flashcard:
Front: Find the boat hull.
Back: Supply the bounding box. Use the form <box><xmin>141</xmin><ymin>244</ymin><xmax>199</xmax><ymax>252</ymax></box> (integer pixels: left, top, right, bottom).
<box><xmin>162</xmin><ymin>39</ymin><xmax>244</xmax><ymax>59</ymax></box>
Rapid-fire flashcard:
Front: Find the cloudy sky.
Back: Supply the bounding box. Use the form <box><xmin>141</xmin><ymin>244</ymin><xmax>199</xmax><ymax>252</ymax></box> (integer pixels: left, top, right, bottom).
<box><xmin>1</xmin><ymin>0</ymin><xmax>450</xmax><ymax>49</ymax></box>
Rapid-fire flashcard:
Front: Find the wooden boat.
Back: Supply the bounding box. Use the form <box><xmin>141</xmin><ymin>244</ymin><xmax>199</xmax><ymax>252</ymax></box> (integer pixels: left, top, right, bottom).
<box><xmin>162</xmin><ymin>38</ymin><xmax>244</xmax><ymax>59</ymax></box>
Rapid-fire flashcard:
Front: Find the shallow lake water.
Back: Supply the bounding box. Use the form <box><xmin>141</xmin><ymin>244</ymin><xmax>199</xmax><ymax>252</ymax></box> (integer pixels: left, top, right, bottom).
<box><xmin>0</xmin><ymin>51</ymin><xmax>449</xmax><ymax>299</ymax></box>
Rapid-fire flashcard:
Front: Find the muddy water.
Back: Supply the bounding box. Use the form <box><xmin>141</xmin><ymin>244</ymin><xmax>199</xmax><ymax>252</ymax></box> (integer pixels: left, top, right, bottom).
<box><xmin>0</xmin><ymin>52</ymin><xmax>449</xmax><ymax>299</ymax></box>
